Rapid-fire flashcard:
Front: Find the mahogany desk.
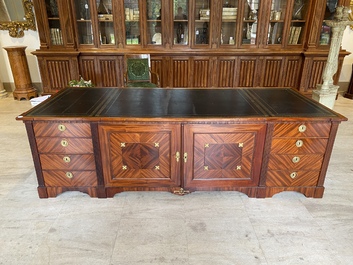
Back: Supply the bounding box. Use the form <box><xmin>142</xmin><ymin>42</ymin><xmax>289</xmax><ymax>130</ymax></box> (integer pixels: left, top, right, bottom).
<box><xmin>17</xmin><ymin>87</ymin><xmax>347</xmax><ymax>198</ymax></box>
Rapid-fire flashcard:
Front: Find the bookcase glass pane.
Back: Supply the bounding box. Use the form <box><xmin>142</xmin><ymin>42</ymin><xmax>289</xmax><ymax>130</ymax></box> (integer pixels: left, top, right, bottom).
<box><xmin>97</xmin><ymin>0</ymin><xmax>115</xmax><ymax>45</ymax></box>
<box><xmin>320</xmin><ymin>0</ymin><xmax>338</xmax><ymax>45</ymax></box>
<box><xmin>125</xmin><ymin>0</ymin><xmax>140</xmax><ymax>45</ymax></box>
<box><xmin>195</xmin><ymin>0</ymin><xmax>210</xmax><ymax>45</ymax></box>
<box><xmin>75</xmin><ymin>0</ymin><xmax>93</xmax><ymax>45</ymax></box>
<box><xmin>287</xmin><ymin>0</ymin><xmax>308</xmax><ymax>45</ymax></box>
<box><xmin>147</xmin><ymin>0</ymin><xmax>162</xmax><ymax>45</ymax></box>
<box><xmin>268</xmin><ymin>0</ymin><xmax>286</xmax><ymax>45</ymax></box>
<box><xmin>242</xmin><ymin>0</ymin><xmax>260</xmax><ymax>45</ymax></box>
<box><xmin>221</xmin><ymin>0</ymin><xmax>238</xmax><ymax>45</ymax></box>
<box><xmin>173</xmin><ymin>0</ymin><xmax>189</xmax><ymax>45</ymax></box>
<box><xmin>45</xmin><ymin>0</ymin><xmax>63</xmax><ymax>45</ymax></box>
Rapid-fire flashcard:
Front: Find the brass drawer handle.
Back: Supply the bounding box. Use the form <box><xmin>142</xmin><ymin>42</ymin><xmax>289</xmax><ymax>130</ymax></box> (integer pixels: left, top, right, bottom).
<box><xmin>296</xmin><ymin>140</ymin><xmax>303</xmax><ymax>148</ymax></box>
<box><xmin>58</xmin><ymin>124</ymin><xmax>66</xmax><ymax>132</ymax></box>
<box><xmin>292</xmin><ymin>156</ymin><xmax>300</xmax><ymax>163</ymax></box>
<box><xmin>63</xmin><ymin>156</ymin><xmax>71</xmax><ymax>163</ymax></box>
<box><xmin>298</xmin><ymin>124</ymin><xmax>306</xmax><ymax>133</ymax></box>
<box><xmin>290</xmin><ymin>172</ymin><xmax>297</xmax><ymax>179</ymax></box>
<box><xmin>66</xmin><ymin>172</ymin><xmax>73</xmax><ymax>179</ymax></box>
<box><xmin>61</xmin><ymin>139</ymin><xmax>69</xmax><ymax>147</ymax></box>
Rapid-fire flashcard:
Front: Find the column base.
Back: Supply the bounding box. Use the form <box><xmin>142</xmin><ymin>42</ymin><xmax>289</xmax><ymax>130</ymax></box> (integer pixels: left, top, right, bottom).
<box><xmin>0</xmin><ymin>89</ymin><xmax>8</xmax><ymax>99</ymax></box>
<box><xmin>13</xmin><ymin>88</ymin><xmax>38</xmax><ymax>101</ymax></box>
<box><xmin>312</xmin><ymin>84</ymin><xmax>339</xmax><ymax>109</ymax></box>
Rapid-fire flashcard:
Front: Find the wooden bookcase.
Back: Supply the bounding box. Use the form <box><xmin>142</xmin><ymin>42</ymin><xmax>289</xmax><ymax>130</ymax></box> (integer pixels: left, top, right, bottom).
<box><xmin>32</xmin><ymin>0</ymin><xmax>351</xmax><ymax>95</ymax></box>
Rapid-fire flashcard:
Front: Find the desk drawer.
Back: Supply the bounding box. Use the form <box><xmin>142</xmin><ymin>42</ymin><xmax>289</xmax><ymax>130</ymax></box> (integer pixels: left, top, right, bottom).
<box><xmin>266</xmin><ymin>170</ymin><xmax>320</xmax><ymax>187</ymax></box>
<box><xmin>273</xmin><ymin>123</ymin><xmax>330</xmax><ymax>138</ymax></box>
<box><xmin>271</xmin><ymin>138</ymin><xmax>328</xmax><ymax>154</ymax></box>
<box><xmin>40</xmin><ymin>154</ymin><xmax>96</xmax><ymax>170</ymax></box>
<box><xmin>36</xmin><ymin>138</ymin><xmax>93</xmax><ymax>154</ymax></box>
<box><xmin>43</xmin><ymin>170</ymin><xmax>97</xmax><ymax>186</ymax></box>
<box><xmin>268</xmin><ymin>154</ymin><xmax>323</xmax><ymax>170</ymax></box>
<box><xmin>34</xmin><ymin>122</ymin><xmax>91</xmax><ymax>137</ymax></box>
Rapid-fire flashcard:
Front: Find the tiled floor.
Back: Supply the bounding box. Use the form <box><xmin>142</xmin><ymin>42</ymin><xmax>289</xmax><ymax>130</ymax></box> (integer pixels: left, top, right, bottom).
<box><xmin>0</xmin><ymin>93</ymin><xmax>353</xmax><ymax>265</ymax></box>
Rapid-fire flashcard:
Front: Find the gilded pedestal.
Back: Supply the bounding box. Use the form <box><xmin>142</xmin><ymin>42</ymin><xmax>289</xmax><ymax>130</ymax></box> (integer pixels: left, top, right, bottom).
<box><xmin>3</xmin><ymin>46</ymin><xmax>37</xmax><ymax>100</ymax></box>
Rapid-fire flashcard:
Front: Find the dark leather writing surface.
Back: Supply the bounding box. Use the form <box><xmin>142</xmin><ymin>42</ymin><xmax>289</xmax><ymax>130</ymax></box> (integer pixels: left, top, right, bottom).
<box><xmin>24</xmin><ymin>87</ymin><xmax>341</xmax><ymax>118</ymax></box>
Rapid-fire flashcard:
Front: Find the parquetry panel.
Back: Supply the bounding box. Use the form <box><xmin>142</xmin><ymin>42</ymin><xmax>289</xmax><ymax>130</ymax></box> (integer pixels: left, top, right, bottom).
<box><xmin>194</xmin><ymin>133</ymin><xmax>255</xmax><ymax>180</ymax></box>
<box><xmin>109</xmin><ymin>132</ymin><xmax>170</xmax><ymax>180</ymax></box>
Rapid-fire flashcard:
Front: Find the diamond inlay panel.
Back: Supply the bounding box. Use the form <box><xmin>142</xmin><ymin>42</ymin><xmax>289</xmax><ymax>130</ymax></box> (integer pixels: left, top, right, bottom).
<box><xmin>204</xmin><ymin>143</ymin><xmax>242</xmax><ymax>170</ymax></box>
<box><xmin>122</xmin><ymin>143</ymin><xmax>159</xmax><ymax>169</ymax></box>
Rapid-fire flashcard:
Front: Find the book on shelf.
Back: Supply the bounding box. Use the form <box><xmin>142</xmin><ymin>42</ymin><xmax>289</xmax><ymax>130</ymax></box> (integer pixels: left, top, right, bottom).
<box><xmin>288</xmin><ymin>26</ymin><xmax>302</xmax><ymax>44</ymax></box>
<box><xmin>50</xmin><ymin>28</ymin><xmax>63</xmax><ymax>45</ymax></box>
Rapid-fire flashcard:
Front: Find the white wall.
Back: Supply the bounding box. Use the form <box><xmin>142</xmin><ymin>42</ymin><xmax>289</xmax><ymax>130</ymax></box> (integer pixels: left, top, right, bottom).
<box><xmin>340</xmin><ymin>26</ymin><xmax>353</xmax><ymax>82</ymax></box>
<box><xmin>0</xmin><ymin>27</ymin><xmax>352</xmax><ymax>86</ymax></box>
<box><xmin>0</xmin><ymin>29</ymin><xmax>41</xmax><ymax>84</ymax></box>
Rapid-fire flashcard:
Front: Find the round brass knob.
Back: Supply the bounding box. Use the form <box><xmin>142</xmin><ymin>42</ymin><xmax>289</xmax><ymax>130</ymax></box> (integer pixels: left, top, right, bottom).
<box><xmin>292</xmin><ymin>156</ymin><xmax>300</xmax><ymax>163</ymax></box>
<box><xmin>63</xmin><ymin>156</ymin><xmax>71</xmax><ymax>163</ymax></box>
<box><xmin>290</xmin><ymin>172</ymin><xmax>297</xmax><ymax>179</ymax></box>
<box><xmin>66</xmin><ymin>172</ymin><xmax>73</xmax><ymax>179</ymax></box>
<box><xmin>61</xmin><ymin>139</ymin><xmax>69</xmax><ymax>147</ymax></box>
<box><xmin>58</xmin><ymin>124</ymin><xmax>66</xmax><ymax>132</ymax></box>
<box><xmin>296</xmin><ymin>140</ymin><xmax>304</xmax><ymax>148</ymax></box>
<box><xmin>298</xmin><ymin>124</ymin><xmax>306</xmax><ymax>133</ymax></box>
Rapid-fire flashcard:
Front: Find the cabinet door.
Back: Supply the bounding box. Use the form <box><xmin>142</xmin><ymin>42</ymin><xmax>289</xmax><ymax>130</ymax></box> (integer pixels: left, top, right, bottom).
<box><xmin>219</xmin><ymin>0</ymin><xmax>239</xmax><ymax>47</ymax></box>
<box><xmin>73</xmin><ymin>0</ymin><xmax>94</xmax><ymax>45</ymax></box>
<box><xmin>124</xmin><ymin>0</ymin><xmax>142</xmax><ymax>46</ymax></box>
<box><xmin>183</xmin><ymin>124</ymin><xmax>266</xmax><ymax>190</ymax></box>
<box><xmin>99</xmin><ymin>124</ymin><xmax>181</xmax><ymax>188</ymax></box>
<box><xmin>173</xmin><ymin>1</ymin><xmax>190</xmax><ymax>46</ymax></box>
<box><xmin>146</xmin><ymin>0</ymin><xmax>163</xmax><ymax>45</ymax></box>
<box><xmin>192</xmin><ymin>0</ymin><xmax>211</xmax><ymax>46</ymax></box>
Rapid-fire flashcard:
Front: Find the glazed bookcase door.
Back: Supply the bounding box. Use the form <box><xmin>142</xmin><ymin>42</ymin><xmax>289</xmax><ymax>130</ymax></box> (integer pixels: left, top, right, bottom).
<box><xmin>125</xmin><ymin>0</ymin><xmax>141</xmax><ymax>46</ymax></box>
<box><xmin>45</xmin><ymin>0</ymin><xmax>64</xmax><ymax>46</ymax></box>
<box><xmin>146</xmin><ymin>0</ymin><xmax>162</xmax><ymax>45</ymax></box>
<box><xmin>193</xmin><ymin>0</ymin><xmax>211</xmax><ymax>46</ymax></box>
<box><xmin>96</xmin><ymin>0</ymin><xmax>115</xmax><ymax>46</ymax></box>
<box><xmin>220</xmin><ymin>0</ymin><xmax>239</xmax><ymax>47</ymax></box>
<box><xmin>319</xmin><ymin>0</ymin><xmax>338</xmax><ymax>46</ymax></box>
<box><xmin>241</xmin><ymin>0</ymin><xmax>260</xmax><ymax>46</ymax></box>
<box><xmin>267</xmin><ymin>0</ymin><xmax>288</xmax><ymax>45</ymax></box>
<box><xmin>287</xmin><ymin>0</ymin><xmax>309</xmax><ymax>46</ymax></box>
<box><xmin>74</xmin><ymin>0</ymin><xmax>94</xmax><ymax>45</ymax></box>
<box><xmin>173</xmin><ymin>0</ymin><xmax>189</xmax><ymax>46</ymax></box>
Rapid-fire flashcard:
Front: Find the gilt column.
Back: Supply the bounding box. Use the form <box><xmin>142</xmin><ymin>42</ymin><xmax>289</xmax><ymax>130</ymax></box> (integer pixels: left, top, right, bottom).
<box><xmin>3</xmin><ymin>46</ymin><xmax>37</xmax><ymax>100</ymax></box>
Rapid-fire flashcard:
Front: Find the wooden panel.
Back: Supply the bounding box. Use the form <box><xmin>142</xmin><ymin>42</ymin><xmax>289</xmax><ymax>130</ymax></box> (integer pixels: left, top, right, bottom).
<box><xmin>238</xmin><ymin>58</ymin><xmax>257</xmax><ymax>87</ymax></box>
<box><xmin>36</xmin><ymin>138</ymin><xmax>93</xmax><ymax>153</ymax></box>
<box><xmin>266</xmin><ymin>170</ymin><xmax>320</xmax><ymax>187</ymax></box>
<box><xmin>43</xmin><ymin>171</ymin><xmax>97</xmax><ymax>186</ymax></box>
<box><xmin>99</xmin><ymin>58</ymin><xmax>119</xmax><ymax>87</ymax></box>
<box><xmin>273</xmin><ymin>122</ymin><xmax>331</xmax><ymax>137</ymax></box>
<box><xmin>184</xmin><ymin>124</ymin><xmax>267</xmax><ymax>189</ymax></box>
<box><xmin>47</xmin><ymin>60</ymin><xmax>72</xmax><ymax>90</ymax></box>
<box><xmin>282</xmin><ymin>58</ymin><xmax>301</xmax><ymax>88</ymax></box>
<box><xmin>151</xmin><ymin>58</ymin><xmax>163</xmax><ymax>87</ymax></box>
<box><xmin>262</xmin><ymin>59</ymin><xmax>283</xmax><ymax>87</ymax></box>
<box><xmin>192</xmin><ymin>59</ymin><xmax>210</xmax><ymax>87</ymax></box>
<box><xmin>308</xmin><ymin>60</ymin><xmax>326</xmax><ymax>90</ymax></box>
<box><xmin>40</xmin><ymin>154</ymin><xmax>96</xmax><ymax>170</ymax></box>
<box><xmin>217</xmin><ymin>58</ymin><xmax>236</xmax><ymax>87</ymax></box>
<box><xmin>33</xmin><ymin>122</ymin><xmax>91</xmax><ymax>137</ymax></box>
<box><xmin>99</xmin><ymin>124</ymin><xmax>180</xmax><ymax>187</ymax></box>
<box><xmin>271</xmin><ymin>138</ymin><xmax>328</xmax><ymax>154</ymax></box>
<box><xmin>172</xmin><ymin>58</ymin><xmax>189</xmax><ymax>87</ymax></box>
<box><xmin>268</xmin><ymin>154</ymin><xmax>323</xmax><ymax>170</ymax></box>
<box><xmin>80</xmin><ymin>57</ymin><xmax>97</xmax><ymax>86</ymax></box>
